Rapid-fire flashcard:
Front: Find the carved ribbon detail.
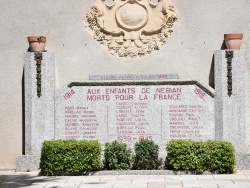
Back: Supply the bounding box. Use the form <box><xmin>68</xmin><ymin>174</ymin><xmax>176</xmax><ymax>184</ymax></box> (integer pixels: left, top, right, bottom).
<box><xmin>35</xmin><ymin>52</ymin><xmax>42</xmax><ymax>98</ymax></box>
<box><xmin>86</xmin><ymin>0</ymin><xmax>179</xmax><ymax>58</ymax></box>
<box><xmin>225</xmin><ymin>51</ymin><xmax>233</xmax><ymax>97</ymax></box>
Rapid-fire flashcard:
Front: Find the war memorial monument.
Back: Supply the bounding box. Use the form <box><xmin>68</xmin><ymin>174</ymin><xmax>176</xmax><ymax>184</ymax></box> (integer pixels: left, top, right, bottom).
<box><xmin>0</xmin><ymin>0</ymin><xmax>250</xmax><ymax>172</ymax></box>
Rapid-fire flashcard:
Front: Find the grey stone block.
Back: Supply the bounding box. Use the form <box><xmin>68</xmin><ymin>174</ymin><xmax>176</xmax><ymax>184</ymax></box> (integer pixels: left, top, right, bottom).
<box><xmin>236</xmin><ymin>154</ymin><xmax>250</xmax><ymax>170</ymax></box>
<box><xmin>16</xmin><ymin>52</ymin><xmax>55</xmax><ymax>172</ymax></box>
<box><xmin>214</xmin><ymin>50</ymin><xmax>245</xmax><ymax>154</ymax></box>
<box><xmin>16</xmin><ymin>155</ymin><xmax>40</xmax><ymax>172</ymax></box>
<box><xmin>24</xmin><ymin>52</ymin><xmax>55</xmax><ymax>155</ymax></box>
<box><xmin>214</xmin><ymin>50</ymin><xmax>248</xmax><ymax>168</ymax></box>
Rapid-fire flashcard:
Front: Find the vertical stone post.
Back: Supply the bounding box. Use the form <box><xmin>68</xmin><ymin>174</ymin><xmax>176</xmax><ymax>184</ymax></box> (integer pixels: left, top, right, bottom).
<box><xmin>16</xmin><ymin>52</ymin><xmax>54</xmax><ymax>171</ymax></box>
<box><xmin>214</xmin><ymin>50</ymin><xmax>246</xmax><ymax>167</ymax></box>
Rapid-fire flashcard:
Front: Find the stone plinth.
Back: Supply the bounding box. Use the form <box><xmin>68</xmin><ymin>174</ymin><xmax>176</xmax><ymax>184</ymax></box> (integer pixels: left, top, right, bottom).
<box><xmin>214</xmin><ymin>50</ymin><xmax>247</xmax><ymax>168</ymax></box>
<box><xmin>16</xmin><ymin>52</ymin><xmax>55</xmax><ymax>172</ymax></box>
<box><xmin>16</xmin><ymin>155</ymin><xmax>40</xmax><ymax>172</ymax></box>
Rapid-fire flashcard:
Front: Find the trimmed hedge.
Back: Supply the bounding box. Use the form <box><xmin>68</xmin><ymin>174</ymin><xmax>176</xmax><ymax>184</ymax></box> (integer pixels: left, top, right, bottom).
<box><xmin>40</xmin><ymin>140</ymin><xmax>102</xmax><ymax>176</ymax></box>
<box><xmin>133</xmin><ymin>140</ymin><xmax>162</xmax><ymax>170</ymax></box>
<box><xmin>165</xmin><ymin>140</ymin><xmax>236</xmax><ymax>173</ymax></box>
<box><xmin>104</xmin><ymin>141</ymin><xmax>132</xmax><ymax>170</ymax></box>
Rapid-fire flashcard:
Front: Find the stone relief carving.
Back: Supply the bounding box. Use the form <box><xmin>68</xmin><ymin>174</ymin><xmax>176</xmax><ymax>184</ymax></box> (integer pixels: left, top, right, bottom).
<box><xmin>86</xmin><ymin>0</ymin><xmax>179</xmax><ymax>58</ymax></box>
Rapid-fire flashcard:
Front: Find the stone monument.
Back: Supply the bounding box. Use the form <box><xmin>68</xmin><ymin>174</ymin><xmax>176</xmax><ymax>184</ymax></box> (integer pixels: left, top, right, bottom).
<box><xmin>55</xmin><ymin>80</ymin><xmax>215</xmax><ymax>156</ymax></box>
<box><xmin>16</xmin><ymin>50</ymin><xmax>249</xmax><ymax>171</ymax></box>
<box><xmin>16</xmin><ymin>1</ymin><xmax>249</xmax><ymax>171</ymax></box>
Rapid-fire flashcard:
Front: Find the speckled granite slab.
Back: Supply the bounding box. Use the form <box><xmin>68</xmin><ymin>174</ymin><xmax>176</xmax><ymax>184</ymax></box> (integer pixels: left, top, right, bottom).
<box><xmin>215</xmin><ymin>50</ymin><xmax>246</xmax><ymax>168</ymax></box>
<box><xmin>55</xmin><ymin>80</ymin><xmax>215</xmax><ymax>159</ymax></box>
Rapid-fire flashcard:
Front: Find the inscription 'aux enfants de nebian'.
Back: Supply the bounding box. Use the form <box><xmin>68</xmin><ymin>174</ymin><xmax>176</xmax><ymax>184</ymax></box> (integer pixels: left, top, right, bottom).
<box><xmin>86</xmin><ymin>87</ymin><xmax>182</xmax><ymax>101</ymax></box>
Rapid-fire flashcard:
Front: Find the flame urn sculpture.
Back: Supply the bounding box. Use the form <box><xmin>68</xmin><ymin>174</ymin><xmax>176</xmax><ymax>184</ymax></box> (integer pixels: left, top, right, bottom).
<box><xmin>28</xmin><ymin>36</ymin><xmax>46</xmax><ymax>52</ymax></box>
<box><xmin>224</xmin><ymin>33</ymin><xmax>243</xmax><ymax>49</ymax></box>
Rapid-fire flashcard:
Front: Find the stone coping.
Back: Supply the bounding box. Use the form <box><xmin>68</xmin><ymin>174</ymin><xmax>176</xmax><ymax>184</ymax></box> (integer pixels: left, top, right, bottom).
<box><xmin>89</xmin><ymin>170</ymin><xmax>219</xmax><ymax>176</ymax></box>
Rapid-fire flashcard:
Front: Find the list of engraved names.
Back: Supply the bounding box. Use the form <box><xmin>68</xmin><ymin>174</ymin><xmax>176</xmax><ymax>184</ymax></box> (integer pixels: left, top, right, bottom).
<box><xmin>58</xmin><ymin>85</ymin><xmax>214</xmax><ymax>145</ymax></box>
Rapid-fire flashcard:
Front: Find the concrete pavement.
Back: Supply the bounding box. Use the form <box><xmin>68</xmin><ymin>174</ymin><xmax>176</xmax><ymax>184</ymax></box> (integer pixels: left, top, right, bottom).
<box><xmin>1</xmin><ymin>170</ymin><xmax>250</xmax><ymax>188</ymax></box>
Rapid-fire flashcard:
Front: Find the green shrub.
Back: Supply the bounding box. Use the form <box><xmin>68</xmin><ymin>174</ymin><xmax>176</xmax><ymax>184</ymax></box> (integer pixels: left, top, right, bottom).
<box><xmin>133</xmin><ymin>139</ymin><xmax>162</xmax><ymax>170</ymax></box>
<box><xmin>165</xmin><ymin>140</ymin><xmax>235</xmax><ymax>173</ymax></box>
<box><xmin>40</xmin><ymin>140</ymin><xmax>102</xmax><ymax>176</ymax></box>
<box><xmin>104</xmin><ymin>141</ymin><xmax>132</xmax><ymax>170</ymax></box>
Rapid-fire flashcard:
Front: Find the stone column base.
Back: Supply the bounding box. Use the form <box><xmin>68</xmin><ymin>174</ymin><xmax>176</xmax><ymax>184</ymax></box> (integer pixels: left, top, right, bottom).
<box><xmin>16</xmin><ymin>155</ymin><xmax>40</xmax><ymax>172</ymax></box>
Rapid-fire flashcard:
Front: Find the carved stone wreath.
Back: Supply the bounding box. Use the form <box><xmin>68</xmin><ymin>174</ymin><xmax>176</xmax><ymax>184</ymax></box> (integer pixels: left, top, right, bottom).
<box><xmin>86</xmin><ymin>0</ymin><xmax>179</xmax><ymax>58</ymax></box>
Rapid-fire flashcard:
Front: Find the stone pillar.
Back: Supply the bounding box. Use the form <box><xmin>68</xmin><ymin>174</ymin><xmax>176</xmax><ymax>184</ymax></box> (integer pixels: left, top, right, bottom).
<box><xmin>214</xmin><ymin>50</ymin><xmax>246</xmax><ymax>168</ymax></box>
<box><xmin>16</xmin><ymin>52</ymin><xmax>55</xmax><ymax>172</ymax></box>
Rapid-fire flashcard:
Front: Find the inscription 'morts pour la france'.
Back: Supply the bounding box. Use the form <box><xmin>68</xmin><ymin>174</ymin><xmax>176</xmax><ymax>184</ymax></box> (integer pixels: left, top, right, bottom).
<box><xmin>55</xmin><ymin>81</ymin><xmax>214</xmax><ymax>148</ymax></box>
